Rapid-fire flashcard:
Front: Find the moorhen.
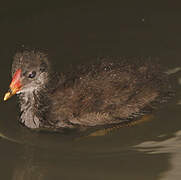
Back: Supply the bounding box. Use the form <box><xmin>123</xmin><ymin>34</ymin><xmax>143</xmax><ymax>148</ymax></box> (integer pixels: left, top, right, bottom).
<box><xmin>4</xmin><ymin>50</ymin><xmax>171</xmax><ymax>130</ymax></box>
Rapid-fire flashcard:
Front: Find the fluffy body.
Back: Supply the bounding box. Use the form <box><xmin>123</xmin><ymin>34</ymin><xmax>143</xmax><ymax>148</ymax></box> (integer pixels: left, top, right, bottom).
<box><xmin>11</xmin><ymin>51</ymin><xmax>171</xmax><ymax>130</ymax></box>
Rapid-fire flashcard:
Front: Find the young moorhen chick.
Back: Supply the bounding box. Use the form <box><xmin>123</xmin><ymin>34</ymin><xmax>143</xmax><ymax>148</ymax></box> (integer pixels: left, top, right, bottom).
<box><xmin>4</xmin><ymin>50</ymin><xmax>171</xmax><ymax>130</ymax></box>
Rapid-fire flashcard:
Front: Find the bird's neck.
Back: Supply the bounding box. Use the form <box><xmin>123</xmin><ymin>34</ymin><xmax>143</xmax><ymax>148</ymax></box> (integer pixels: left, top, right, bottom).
<box><xmin>18</xmin><ymin>89</ymin><xmax>41</xmax><ymax>129</ymax></box>
<box><xmin>18</xmin><ymin>73</ymin><xmax>60</xmax><ymax>129</ymax></box>
<box><xmin>17</xmin><ymin>83</ymin><xmax>53</xmax><ymax>129</ymax></box>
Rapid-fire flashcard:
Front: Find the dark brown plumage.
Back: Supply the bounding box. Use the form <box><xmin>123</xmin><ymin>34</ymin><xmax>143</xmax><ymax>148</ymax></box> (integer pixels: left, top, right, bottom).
<box><xmin>4</xmin><ymin>50</ymin><xmax>172</xmax><ymax>130</ymax></box>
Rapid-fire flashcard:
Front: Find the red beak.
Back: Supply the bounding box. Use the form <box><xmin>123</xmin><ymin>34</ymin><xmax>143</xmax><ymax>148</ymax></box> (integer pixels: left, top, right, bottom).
<box><xmin>4</xmin><ymin>69</ymin><xmax>22</xmax><ymax>101</ymax></box>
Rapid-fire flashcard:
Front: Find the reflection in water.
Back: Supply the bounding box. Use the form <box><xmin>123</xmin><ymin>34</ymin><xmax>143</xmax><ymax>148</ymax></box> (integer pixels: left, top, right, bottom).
<box><xmin>135</xmin><ymin>130</ymin><xmax>181</xmax><ymax>180</ymax></box>
<box><xmin>12</xmin><ymin>146</ymin><xmax>44</xmax><ymax>180</ymax></box>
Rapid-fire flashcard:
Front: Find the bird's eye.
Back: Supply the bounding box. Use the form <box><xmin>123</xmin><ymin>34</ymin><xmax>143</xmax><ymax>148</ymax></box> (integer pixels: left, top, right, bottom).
<box><xmin>28</xmin><ymin>71</ymin><xmax>36</xmax><ymax>78</ymax></box>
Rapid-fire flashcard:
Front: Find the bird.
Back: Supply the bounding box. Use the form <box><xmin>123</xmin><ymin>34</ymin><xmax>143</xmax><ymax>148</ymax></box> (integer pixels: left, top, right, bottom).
<box><xmin>4</xmin><ymin>50</ymin><xmax>172</xmax><ymax>131</ymax></box>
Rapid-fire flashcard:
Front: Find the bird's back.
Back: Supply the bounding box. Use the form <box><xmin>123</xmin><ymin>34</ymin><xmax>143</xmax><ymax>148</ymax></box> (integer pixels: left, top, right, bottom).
<box><xmin>47</xmin><ymin>57</ymin><xmax>171</xmax><ymax>128</ymax></box>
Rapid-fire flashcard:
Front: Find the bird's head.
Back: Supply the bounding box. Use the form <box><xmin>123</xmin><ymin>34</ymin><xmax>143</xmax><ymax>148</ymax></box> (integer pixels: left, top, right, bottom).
<box><xmin>4</xmin><ymin>50</ymin><xmax>51</xmax><ymax>101</ymax></box>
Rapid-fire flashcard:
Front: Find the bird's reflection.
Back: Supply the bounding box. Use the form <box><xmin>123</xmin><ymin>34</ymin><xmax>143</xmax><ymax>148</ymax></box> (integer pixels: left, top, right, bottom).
<box><xmin>10</xmin><ymin>129</ymin><xmax>181</xmax><ymax>180</ymax></box>
<box><xmin>12</xmin><ymin>146</ymin><xmax>44</xmax><ymax>180</ymax></box>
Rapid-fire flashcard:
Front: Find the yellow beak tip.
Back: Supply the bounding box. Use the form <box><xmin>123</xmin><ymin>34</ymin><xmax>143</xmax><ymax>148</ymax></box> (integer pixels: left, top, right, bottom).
<box><xmin>3</xmin><ymin>92</ymin><xmax>11</xmax><ymax>101</ymax></box>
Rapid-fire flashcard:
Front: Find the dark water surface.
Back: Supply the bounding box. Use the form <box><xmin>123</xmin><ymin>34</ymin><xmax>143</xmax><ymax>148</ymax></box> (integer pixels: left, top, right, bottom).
<box><xmin>0</xmin><ymin>1</ymin><xmax>181</xmax><ymax>180</ymax></box>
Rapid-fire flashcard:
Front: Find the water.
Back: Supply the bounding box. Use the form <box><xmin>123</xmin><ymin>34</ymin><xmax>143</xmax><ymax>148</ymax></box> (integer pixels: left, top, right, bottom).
<box><xmin>0</xmin><ymin>1</ymin><xmax>181</xmax><ymax>179</ymax></box>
